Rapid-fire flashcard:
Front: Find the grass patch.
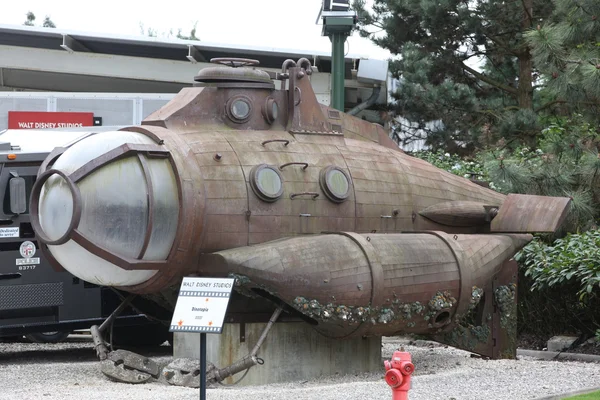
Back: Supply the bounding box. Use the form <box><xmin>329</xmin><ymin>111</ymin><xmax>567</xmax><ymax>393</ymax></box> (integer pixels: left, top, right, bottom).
<box><xmin>564</xmin><ymin>390</ymin><xmax>600</xmax><ymax>399</ymax></box>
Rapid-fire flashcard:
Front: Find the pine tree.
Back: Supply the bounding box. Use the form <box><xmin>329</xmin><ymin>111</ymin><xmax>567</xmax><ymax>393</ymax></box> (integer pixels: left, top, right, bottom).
<box><xmin>23</xmin><ymin>12</ymin><xmax>35</xmax><ymax>26</ymax></box>
<box><xmin>23</xmin><ymin>12</ymin><xmax>56</xmax><ymax>28</ymax></box>
<box><xmin>477</xmin><ymin>0</ymin><xmax>600</xmax><ymax>232</ymax></box>
<box><xmin>42</xmin><ymin>16</ymin><xmax>56</xmax><ymax>29</ymax></box>
<box><xmin>524</xmin><ymin>0</ymin><xmax>600</xmax><ymax>120</ymax></box>
<box><xmin>176</xmin><ymin>22</ymin><xmax>199</xmax><ymax>41</ymax></box>
<box><xmin>353</xmin><ymin>0</ymin><xmax>555</xmax><ymax>152</ymax></box>
<box><xmin>476</xmin><ymin>111</ymin><xmax>599</xmax><ymax>233</ymax></box>
<box><xmin>139</xmin><ymin>22</ymin><xmax>199</xmax><ymax>41</ymax></box>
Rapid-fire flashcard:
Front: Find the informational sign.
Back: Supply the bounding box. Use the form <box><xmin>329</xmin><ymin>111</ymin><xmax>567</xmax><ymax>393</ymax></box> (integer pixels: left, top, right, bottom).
<box><xmin>8</xmin><ymin>111</ymin><xmax>94</xmax><ymax>129</ymax></box>
<box><xmin>0</xmin><ymin>227</ymin><xmax>19</xmax><ymax>238</ymax></box>
<box><xmin>169</xmin><ymin>277</ymin><xmax>235</xmax><ymax>334</ymax></box>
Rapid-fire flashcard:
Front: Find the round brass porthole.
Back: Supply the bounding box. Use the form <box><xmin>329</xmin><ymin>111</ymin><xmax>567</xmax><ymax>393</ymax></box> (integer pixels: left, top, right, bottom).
<box><xmin>262</xmin><ymin>97</ymin><xmax>278</xmax><ymax>124</ymax></box>
<box><xmin>226</xmin><ymin>95</ymin><xmax>252</xmax><ymax>123</ymax></box>
<box><xmin>319</xmin><ymin>166</ymin><xmax>351</xmax><ymax>203</ymax></box>
<box><xmin>250</xmin><ymin>164</ymin><xmax>284</xmax><ymax>202</ymax></box>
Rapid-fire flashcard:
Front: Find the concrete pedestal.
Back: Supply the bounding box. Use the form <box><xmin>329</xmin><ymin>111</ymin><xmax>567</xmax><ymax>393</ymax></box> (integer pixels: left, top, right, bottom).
<box><xmin>174</xmin><ymin>322</ymin><xmax>382</xmax><ymax>386</ymax></box>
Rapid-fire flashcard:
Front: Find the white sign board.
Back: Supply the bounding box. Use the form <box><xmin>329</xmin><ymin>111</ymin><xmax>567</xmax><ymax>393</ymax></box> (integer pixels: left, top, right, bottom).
<box><xmin>0</xmin><ymin>227</ymin><xmax>19</xmax><ymax>238</ymax></box>
<box><xmin>169</xmin><ymin>277</ymin><xmax>235</xmax><ymax>334</ymax></box>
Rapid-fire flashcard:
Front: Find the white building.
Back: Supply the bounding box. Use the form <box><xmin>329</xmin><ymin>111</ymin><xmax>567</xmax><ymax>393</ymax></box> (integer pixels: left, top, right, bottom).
<box><xmin>0</xmin><ymin>24</ymin><xmax>391</xmax><ymax>131</ymax></box>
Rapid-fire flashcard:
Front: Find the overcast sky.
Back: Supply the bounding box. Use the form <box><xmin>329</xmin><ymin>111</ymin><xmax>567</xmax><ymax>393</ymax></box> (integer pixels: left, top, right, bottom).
<box><xmin>0</xmin><ymin>0</ymin><xmax>392</xmax><ymax>60</ymax></box>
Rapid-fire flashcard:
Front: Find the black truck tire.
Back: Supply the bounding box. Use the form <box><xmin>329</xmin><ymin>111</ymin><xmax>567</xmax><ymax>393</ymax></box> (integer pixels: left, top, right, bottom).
<box><xmin>25</xmin><ymin>331</ymin><xmax>71</xmax><ymax>343</ymax></box>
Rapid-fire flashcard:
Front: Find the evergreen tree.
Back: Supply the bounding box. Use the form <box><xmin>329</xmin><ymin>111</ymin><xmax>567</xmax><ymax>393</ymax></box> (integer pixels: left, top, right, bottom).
<box><xmin>23</xmin><ymin>12</ymin><xmax>56</xmax><ymax>28</ymax></box>
<box><xmin>139</xmin><ymin>22</ymin><xmax>199</xmax><ymax>41</ymax></box>
<box><xmin>483</xmin><ymin>115</ymin><xmax>599</xmax><ymax>233</ymax></box>
<box><xmin>524</xmin><ymin>0</ymin><xmax>600</xmax><ymax>120</ymax></box>
<box><xmin>176</xmin><ymin>22</ymin><xmax>199</xmax><ymax>41</ymax></box>
<box><xmin>23</xmin><ymin>12</ymin><xmax>35</xmax><ymax>26</ymax></box>
<box><xmin>353</xmin><ymin>0</ymin><xmax>555</xmax><ymax>152</ymax></box>
<box><xmin>42</xmin><ymin>16</ymin><xmax>56</xmax><ymax>28</ymax></box>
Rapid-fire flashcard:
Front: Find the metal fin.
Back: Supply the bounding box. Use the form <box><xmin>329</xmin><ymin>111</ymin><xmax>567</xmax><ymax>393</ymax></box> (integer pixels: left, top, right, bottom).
<box><xmin>491</xmin><ymin>194</ymin><xmax>571</xmax><ymax>233</ymax></box>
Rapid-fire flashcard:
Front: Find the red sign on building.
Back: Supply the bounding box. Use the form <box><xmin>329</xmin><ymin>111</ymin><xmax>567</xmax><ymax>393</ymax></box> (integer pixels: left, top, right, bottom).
<box><xmin>8</xmin><ymin>111</ymin><xmax>94</xmax><ymax>129</ymax></box>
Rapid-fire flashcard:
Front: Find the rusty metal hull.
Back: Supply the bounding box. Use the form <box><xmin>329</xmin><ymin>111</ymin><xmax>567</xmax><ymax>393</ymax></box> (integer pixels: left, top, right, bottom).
<box><xmin>28</xmin><ymin>59</ymin><xmax>571</xmax><ymax>359</ymax></box>
<box><xmin>114</xmin><ymin>117</ymin><xmax>508</xmax><ymax>294</ymax></box>
<box><xmin>197</xmin><ymin>232</ymin><xmax>529</xmax><ymax>344</ymax></box>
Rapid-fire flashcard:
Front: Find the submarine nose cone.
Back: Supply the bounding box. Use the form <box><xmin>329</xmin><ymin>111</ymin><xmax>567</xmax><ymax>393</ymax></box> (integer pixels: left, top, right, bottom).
<box><xmin>31</xmin><ymin>130</ymin><xmax>180</xmax><ymax>288</ymax></box>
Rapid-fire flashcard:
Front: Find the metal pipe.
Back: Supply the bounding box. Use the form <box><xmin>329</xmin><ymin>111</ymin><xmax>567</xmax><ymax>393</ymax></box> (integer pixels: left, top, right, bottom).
<box><xmin>209</xmin><ymin>307</ymin><xmax>283</xmax><ymax>383</ymax></box>
<box><xmin>250</xmin><ymin>307</ymin><xmax>283</xmax><ymax>356</ymax></box>
<box><xmin>98</xmin><ymin>294</ymin><xmax>136</xmax><ymax>333</ymax></box>
<box><xmin>331</xmin><ymin>32</ymin><xmax>347</xmax><ymax>111</ymax></box>
<box><xmin>90</xmin><ymin>293</ymin><xmax>136</xmax><ymax>360</ymax></box>
<box><xmin>91</xmin><ymin>325</ymin><xmax>109</xmax><ymax>360</ymax></box>
<box><xmin>348</xmin><ymin>85</ymin><xmax>382</xmax><ymax>116</ymax></box>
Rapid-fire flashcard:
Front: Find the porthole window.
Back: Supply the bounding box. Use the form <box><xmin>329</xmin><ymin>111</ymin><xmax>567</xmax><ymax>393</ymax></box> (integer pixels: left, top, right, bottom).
<box><xmin>226</xmin><ymin>95</ymin><xmax>252</xmax><ymax>123</ymax></box>
<box><xmin>262</xmin><ymin>97</ymin><xmax>278</xmax><ymax>124</ymax></box>
<box><xmin>320</xmin><ymin>166</ymin><xmax>351</xmax><ymax>203</ymax></box>
<box><xmin>250</xmin><ymin>164</ymin><xmax>284</xmax><ymax>202</ymax></box>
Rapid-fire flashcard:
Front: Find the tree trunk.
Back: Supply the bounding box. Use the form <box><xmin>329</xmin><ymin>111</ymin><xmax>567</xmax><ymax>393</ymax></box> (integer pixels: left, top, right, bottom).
<box><xmin>518</xmin><ymin>0</ymin><xmax>534</xmax><ymax>110</ymax></box>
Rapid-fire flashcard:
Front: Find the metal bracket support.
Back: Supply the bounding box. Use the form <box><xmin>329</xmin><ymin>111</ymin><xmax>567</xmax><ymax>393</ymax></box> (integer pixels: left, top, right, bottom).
<box><xmin>60</xmin><ymin>34</ymin><xmax>91</xmax><ymax>53</ymax></box>
<box><xmin>187</xmin><ymin>45</ymin><xmax>206</xmax><ymax>63</ymax></box>
<box><xmin>208</xmin><ymin>307</ymin><xmax>283</xmax><ymax>384</ymax></box>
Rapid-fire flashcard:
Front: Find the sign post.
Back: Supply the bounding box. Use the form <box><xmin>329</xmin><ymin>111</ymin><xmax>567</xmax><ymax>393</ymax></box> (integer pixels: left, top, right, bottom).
<box><xmin>169</xmin><ymin>277</ymin><xmax>235</xmax><ymax>399</ymax></box>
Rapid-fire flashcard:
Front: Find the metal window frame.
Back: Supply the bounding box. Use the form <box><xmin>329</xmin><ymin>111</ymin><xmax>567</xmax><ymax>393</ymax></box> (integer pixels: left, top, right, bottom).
<box><xmin>29</xmin><ymin>135</ymin><xmax>184</xmax><ymax>271</ymax></box>
<box><xmin>319</xmin><ymin>165</ymin><xmax>352</xmax><ymax>203</ymax></box>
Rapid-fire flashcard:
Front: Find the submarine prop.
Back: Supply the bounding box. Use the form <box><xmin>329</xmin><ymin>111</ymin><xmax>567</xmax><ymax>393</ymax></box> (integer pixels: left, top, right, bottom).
<box><xmin>29</xmin><ymin>57</ymin><xmax>571</xmax><ymax>383</ymax></box>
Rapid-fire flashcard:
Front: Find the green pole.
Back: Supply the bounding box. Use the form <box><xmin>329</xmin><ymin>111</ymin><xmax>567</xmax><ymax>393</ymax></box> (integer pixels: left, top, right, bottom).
<box><xmin>330</xmin><ymin>32</ymin><xmax>347</xmax><ymax>112</ymax></box>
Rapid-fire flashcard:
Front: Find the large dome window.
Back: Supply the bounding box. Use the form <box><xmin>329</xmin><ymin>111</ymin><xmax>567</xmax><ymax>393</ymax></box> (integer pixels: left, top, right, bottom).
<box><xmin>30</xmin><ymin>131</ymin><xmax>181</xmax><ymax>287</ymax></box>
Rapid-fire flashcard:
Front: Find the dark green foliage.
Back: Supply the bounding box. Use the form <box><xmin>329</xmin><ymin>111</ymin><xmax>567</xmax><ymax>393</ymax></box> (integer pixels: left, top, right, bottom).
<box><xmin>42</xmin><ymin>16</ymin><xmax>56</xmax><ymax>29</ymax></box>
<box><xmin>413</xmin><ymin>118</ymin><xmax>600</xmax><ymax>340</ymax></box>
<box><xmin>517</xmin><ymin>269</ymin><xmax>600</xmax><ymax>339</ymax></box>
<box><xmin>411</xmin><ymin>149</ymin><xmax>486</xmax><ymax>179</ymax></box>
<box><xmin>23</xmin><ymin>12</ymin><xmax>56</xmax><ymax>28</ymax></box>
<box><xmin>23</xmin><ymin>12</ymin><xmax>35</xmax><ymax>26</ymax></box>
<box><xmin>516</xmin><ymin>231</ymin><xmax>600</xmax><ymax>299</ymax></box>
<box><xmin>413</xmin><ymin>115</ymin><xmax>600</xmax><ymax>233</ymax></box>
<box><xmin>353</xmin><ymin>0</ymin><xmax>552</xmax><ymax>151</ymax></box>
<box><xmin>481</xmin><ymin>115</ymin><xmax>600</xmax><ymax>232</ymax></box>
<box><xmin>525</xmin><ymin>0</ymin><xmax>600</xmax><ymax>120</ymax></box>
<box><xmin>516</xmin><ymin>231</ymin><xmax>600</xmax><ymax>340</ymax></box>
<box><xmin>176</xmin><ymin>22</ymin><xmax>199</xmax><ymax>41</ymax></box>
<box><xmin>139</xmin><ymin>22</ymin><xmax>199</xmax><ymax>40</ymax></box>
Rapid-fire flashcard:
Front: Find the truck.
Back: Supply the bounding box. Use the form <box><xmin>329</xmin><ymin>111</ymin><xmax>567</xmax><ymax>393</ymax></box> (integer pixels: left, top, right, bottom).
<box><xmin>0</xmin><ymin>127</ymin><xmax>171</xmax><ymax>344</ymax></box>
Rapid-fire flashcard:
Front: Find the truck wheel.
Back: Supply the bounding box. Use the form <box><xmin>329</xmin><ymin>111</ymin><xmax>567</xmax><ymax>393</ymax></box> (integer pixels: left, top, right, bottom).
<box><xmin>0</xmin><ymin>335</ymin><xmax>24</xmax><ymax>342</ymax></box>
<box><xmin>25</xmin><ymin>331</ymin><xmax>70</xmax><ymax>343</ymax></box>
<box><xmin>111</xmin><ymin>324</ymin><xmax>171</xmax><ymax>347</ymax></box>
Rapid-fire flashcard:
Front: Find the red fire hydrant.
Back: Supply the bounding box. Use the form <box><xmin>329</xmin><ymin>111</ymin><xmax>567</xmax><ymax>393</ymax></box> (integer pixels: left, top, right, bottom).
<box><xmin>384</xmin><ymin>349</ymin><xmax>415</xmax><ymax>400</ymax></box>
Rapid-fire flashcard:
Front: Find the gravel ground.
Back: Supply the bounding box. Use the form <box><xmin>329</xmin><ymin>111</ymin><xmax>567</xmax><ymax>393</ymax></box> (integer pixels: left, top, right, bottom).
<box><xmin>1</xmin><ymin>336</ymin><xmax>599</xmax><ymax>400</ymax></box>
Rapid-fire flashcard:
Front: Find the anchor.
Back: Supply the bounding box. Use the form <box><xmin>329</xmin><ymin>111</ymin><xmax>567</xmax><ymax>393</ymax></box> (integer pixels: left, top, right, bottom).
<box><xmin>90</xmin><ymin>294</ymin><xmax>162</xmax><ymax>384</ymax></box>
<box><xmin>91</xmin><ymin>293</ymin><xmax>284</xmax><ymax>386</ymax></box>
